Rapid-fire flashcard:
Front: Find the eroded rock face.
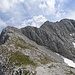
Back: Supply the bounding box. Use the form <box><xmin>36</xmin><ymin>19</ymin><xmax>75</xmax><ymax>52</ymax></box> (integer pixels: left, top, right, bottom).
<box><xmin>0</xmin><ymin>30</ymin><xmax>9</xmax><ymax>45</ymax></box>
<box><xmin>1</xmin><ymin>19</ymin><xmax>75</xmax><ymax>61</ymax></box>
<box><xmin>1</xmin><ymin>19</ymin><xmax>75</xmax><ymax>75</ymax></box>
<box><xmin>0</xmin><ymin>63</ymin><xmax>5</xmax><ymax>75</ymax></box>
<box><xmin>21</xmin><ymin>19</ymin><xmax>75</xmax><ymax>61</ymax></box>
<box><xmin>0</xmin><ymin>26</ymin><xmax>21</xmax><ymax>45</ymax></box>
<box><xmin>21</xmin><ymin>26</ymin><xmax>49</xmax><ymax>45</ymax></box>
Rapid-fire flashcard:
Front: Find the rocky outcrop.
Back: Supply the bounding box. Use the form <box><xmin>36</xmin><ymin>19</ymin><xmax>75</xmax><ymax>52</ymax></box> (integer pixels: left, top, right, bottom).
<box><xmin>0</xmin><ymin>26</ymin><xmax>22</xmax><ymax>45</ymax></box>
<box><xmin>1</xmin><ymin>19</ymin><xmax>75</xmax><ymax>75</ymax></box>
<box><xmin>21</xmin><ymin>19</ymin><xmax>75</xmax><ymax>61</ymax></box>
<box><xmin>21</xmin><ymin>26</ymin><xmax>49</xmax><ymax>45</ymax></box>
<box><xmin>1</xmin><ymin>19</ymin><xmax>75</xmax><ymax>62</ymax></box>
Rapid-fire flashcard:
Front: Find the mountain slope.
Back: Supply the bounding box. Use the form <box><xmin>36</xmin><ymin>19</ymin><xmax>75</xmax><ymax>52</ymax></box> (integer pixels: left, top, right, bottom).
<box><xmin>21</xmin><ymin>19</ymin><xmax>75</xmax><ymax>62</ymax></box>
<box><xmin>0</xmin><ymin>19</ymin><xmax>75</xmax><ymax>75</ymax></box>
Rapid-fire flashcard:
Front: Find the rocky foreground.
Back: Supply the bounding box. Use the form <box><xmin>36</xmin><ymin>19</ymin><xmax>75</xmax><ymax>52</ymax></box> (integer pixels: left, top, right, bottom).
<box><xmin>0</xmin><ymin>19</ymin><xmax>75</xmax><ymax>75</ymax></box>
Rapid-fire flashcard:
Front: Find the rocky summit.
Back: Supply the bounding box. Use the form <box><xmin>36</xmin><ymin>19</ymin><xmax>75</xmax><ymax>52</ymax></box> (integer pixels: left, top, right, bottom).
<box><xmin>0</xmin><ymin>19</ymin><xmax>75</xmax><ymax>75</ymax></box>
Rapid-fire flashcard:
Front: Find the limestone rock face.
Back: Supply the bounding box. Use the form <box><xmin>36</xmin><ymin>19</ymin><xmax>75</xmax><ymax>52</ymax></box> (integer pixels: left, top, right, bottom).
<box><xmin>0</xmin><ymin>26</ymin><xmax>21</xmax><ymax>45</ymax></box>
<box><xmin>0</xmin><ymin>19</ymin><xmax>75</xmax><ymax>75</ymax></box>
<box><xmin>21</xmin><ymin>26</ymin><xmax>49</xmax><ymax>45</ymax></box>
<box><xmin>21</xmin><ymin>19</ymin><xmax>75</xmax><ymax>61</ymax></box>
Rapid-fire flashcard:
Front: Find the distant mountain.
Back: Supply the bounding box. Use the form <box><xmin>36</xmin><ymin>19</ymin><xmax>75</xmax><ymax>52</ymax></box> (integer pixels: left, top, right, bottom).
<box><xmin>0</xmin><ymin>19</ymin><xmax>75</xmax><ymax>75</ymax></box>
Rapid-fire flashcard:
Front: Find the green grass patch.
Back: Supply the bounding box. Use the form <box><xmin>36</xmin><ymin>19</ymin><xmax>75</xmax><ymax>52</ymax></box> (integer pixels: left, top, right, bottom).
<box><xmin>9</xmin><ymin>51</ymin><xmax>36</xmax><ymax>66</ymax></box>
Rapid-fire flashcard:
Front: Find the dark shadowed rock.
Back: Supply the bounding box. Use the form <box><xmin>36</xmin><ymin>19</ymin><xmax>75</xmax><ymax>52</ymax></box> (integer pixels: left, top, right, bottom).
<box><xmin>21</xmin><ymin>26</ymin><xmax>49</xmax><ymax>45</ymax></box>
<box><xmin>21</xmin><ymin>19</ymin><xmax>75</xmax><ymax>61</ymax></box>
<box><xmin>0</xmin><ymin>30</ymin><xmax>9</xmax><ymax>45</ymax></box>
<box><xmin>0</xmin><ymin>26</ymin><xmax>21</xmax><ymax>45</ymax></box>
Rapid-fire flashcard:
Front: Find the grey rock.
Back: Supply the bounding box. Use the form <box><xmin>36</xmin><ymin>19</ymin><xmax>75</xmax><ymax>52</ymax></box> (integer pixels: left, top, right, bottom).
<box><xmin>0</xmin><ymin>26</ymin><xmax>21</xmax><ymax>45</ymax></box>
<box><xmin>1</xmin><ymin>19</ymin><xmax>75</xmax><ymax>61</ymax></box>
<box><xmin>1</xmin><ymin>19</ymin><xmax>75</xmax><ymax>75</ymax></box>
<box><xmin>21</xmin><ymin>19</ymin><xmax>75</xmax><ymax>61</ymax></box>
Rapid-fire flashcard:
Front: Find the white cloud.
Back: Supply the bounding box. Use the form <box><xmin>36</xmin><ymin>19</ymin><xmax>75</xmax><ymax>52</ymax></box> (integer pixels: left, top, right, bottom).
<box><xmin>66</xmin><ymin>11</ymin><xmax>75</xmax><ymax>20</ymax></box>
<box><xmin>18</xmin><ymin>15</ymin><xmax>47</xmax><ymax>28</ymax></box>
<box><xmin>54</xmin><ymin>10</ymin><xmax>75</xmax><ymax>21</ymax></box>
<box><xmin>0</xmin><ymin>19</ymin><xmax>7</xmax><ymax>27</ymax></box>
<box><xmin>0</xmin><ymin>19</ymin><xmax>7</xmax><ymax>32</ymax></box>
<box><xmin>56</xmin><ymin>0</ymin><xmax>68</xmax><ymax>3</ymax></box>
<box><xmin>0</xmin><ymin>0</ymin><xmax>10</xmax><ymax>13</ymax></box>
<box><xmin>39</xmin><ymin>0</ymin><xmax>55</xmax><ymax>15</ymax></box>
<box><xmin>8</xmin><ymin>18</ymin><xmax>15</xmax><ymax>24</ymax></box>
<box><xmin>32</xmin><ymin>15</ymin><xmax>47</xmax><ymax>26</ymax></box>
<box><xmin>18</xmin><ymin>0</ymin><xmax>56</xmax><ymax>16</ymax></box>
<box><xmin>0</xmin><ymin>0</ymin><xmax>17</xmax><ymax>13</ymax></box>
<box><xmin>54</xmin><ymin>10</ymin><xmax>66</xmax><ymax>20</ymax></box>
<box><xmin>19</xmin><ymin>0</ymin><xmax>24</xmax><ymax>2</ymax></box>
<box><xmin>0</xmin><ymin>0</ymin><xmax>74</xmax><ymax>29</ymax></box>
<box><xmin>0</xmin><ymin>0</ymin><xmax>23</xmax><ymax>13</ymax></box>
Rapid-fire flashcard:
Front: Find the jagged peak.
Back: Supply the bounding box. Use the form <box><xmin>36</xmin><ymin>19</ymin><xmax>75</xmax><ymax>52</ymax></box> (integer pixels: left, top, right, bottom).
<box><xmin>60</xmin><ymin>18</ymin><xmax>70</xmax><ymax>21</ymax></box>
<box><xmin>21</xmin><ymin>26</ymin><xmax>38</xmax><ymax>30</ymax></box>
<box><xmin>3</xmin><ymin>26</ymin><xmax>18</xmax><ymax>32</ymax></box>
<box><xmin>59</xmin><ymin>18</ymin><xmax>75</xmax><ymax>25</ymax></box>
<box><xmin>1</xmin><ymin>26</ymin><xmax>22</xmax><ymax>35</ymax></box>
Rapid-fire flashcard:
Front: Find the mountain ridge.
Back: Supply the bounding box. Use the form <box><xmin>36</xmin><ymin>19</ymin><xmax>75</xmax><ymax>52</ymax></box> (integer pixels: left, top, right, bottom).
<box><xmin>0</xmin><ymin>19</ymin><xmax>75</xmax><ymax>75</ymax></box>
<box><xmin>1</xmin><ymin>19</ymin><xmax>75</xmax><ymax>61</ymax></box>
<box><xmin>21</xmin><ymin>19</ymin><xmax>75</xmax><ymax>62</ymax></box>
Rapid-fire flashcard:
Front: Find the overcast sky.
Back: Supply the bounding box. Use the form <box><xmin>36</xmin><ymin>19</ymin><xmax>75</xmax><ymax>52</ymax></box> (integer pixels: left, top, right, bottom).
<box><xmin>0</xmin><ymin>0</ymin><xmax>75</xmax><ymax>31</ymax></box>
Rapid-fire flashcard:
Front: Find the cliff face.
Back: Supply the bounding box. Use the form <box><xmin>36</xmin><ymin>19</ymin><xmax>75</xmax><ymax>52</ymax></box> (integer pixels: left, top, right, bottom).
<box><xmin>21</xmin><ymin>19</ymin><xmax>75</xmax><ymax>61</ymax></box>
<box><xmin>0</xmin><ymin>19</ymin><xmax>75</xmax><ymax>75</ymax></box>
